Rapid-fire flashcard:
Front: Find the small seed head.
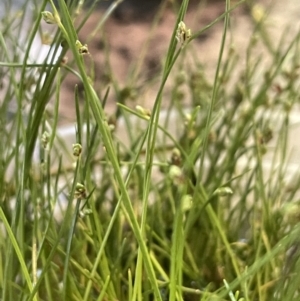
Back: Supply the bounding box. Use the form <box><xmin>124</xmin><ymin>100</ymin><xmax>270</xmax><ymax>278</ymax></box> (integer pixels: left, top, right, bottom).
<box><xmin>41</xmin><ymin>11</ymin><xmax>57</xmax><ymax>25</ymax></box>
<box><xmin>79</xmin><ymin>208</ymin><xmax>92</xmax><ymax>218</ymax></box>
<box><xmin>213</xmin><ymin>187</ymin><xmax>233</xmax><ymax>197</ymax></box>
<box><xmin>171</xmin><ymin>148</ymin><xmax>182</xmax><ymax>166</ymax></box>
<box><xmin>136</xmin><ymin>105</ymin><xmax>151</xmax><ymax>119</ymax></box>
<box><xmin>75</xmin><ymin>40</ymin><xmax>89</xmax><ymax>55</ymax></box>
<box><xmin>181</xmin><ymin>195</ymin><xmax>192</xmax><ymax>212</ymax></box>
<box><xmin>41</xmin><ymin>131</ymin><xmax>50</xmax><ymax>149</ymax></box>
<box><xmin>72</xmin><ymin>143</ymin><xmax>82</xmax><ymax>157</ymax></box>
<box><xmin>74</xmin><ymin>183</ymin><xmax>86</xmax><ymax>199</ymax></box>
<box><xmin>176</xmin><ymin>21</ymin><xmax>191</xmax><ymax>46</ymax></box>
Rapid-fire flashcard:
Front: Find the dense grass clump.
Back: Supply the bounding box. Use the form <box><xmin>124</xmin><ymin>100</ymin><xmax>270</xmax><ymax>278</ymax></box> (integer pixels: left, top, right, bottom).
<box><xmin>1</xmin><ymin>0</ymin><xmax>300</xmax><ymax>300</ymax></box>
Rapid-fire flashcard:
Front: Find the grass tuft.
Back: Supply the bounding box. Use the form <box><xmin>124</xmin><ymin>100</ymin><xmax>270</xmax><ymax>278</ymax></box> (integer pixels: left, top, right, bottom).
<box><xmin>0</xmin><ymin>0</ymin><xmax>300</xmax><ymax>300</ymax></box>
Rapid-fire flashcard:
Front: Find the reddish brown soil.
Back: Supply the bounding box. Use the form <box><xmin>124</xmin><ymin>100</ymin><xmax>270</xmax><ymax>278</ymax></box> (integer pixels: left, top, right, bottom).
<box><xmin>58</xmin><ymin>1</ymin><xmax>248</xmax><ymax>122</ymax></box>
<box><xmin>57</xmin><ymin>0</ymin><xmax>300</xmax><ymax>123</ymax></box>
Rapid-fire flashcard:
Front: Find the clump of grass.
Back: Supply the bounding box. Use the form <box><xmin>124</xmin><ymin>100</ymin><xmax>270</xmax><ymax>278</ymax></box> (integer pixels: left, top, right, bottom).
<box><xmin>1</xmin><ymin>0</ymin><xmax>300</xmax><ymax>300</ymax></box>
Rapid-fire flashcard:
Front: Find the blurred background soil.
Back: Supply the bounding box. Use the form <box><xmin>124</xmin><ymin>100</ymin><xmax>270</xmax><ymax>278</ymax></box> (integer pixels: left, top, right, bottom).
<box><xmin>55</xmin><ymin>0</ymin><xmax>300</xmax><ymax>122</ymax></box>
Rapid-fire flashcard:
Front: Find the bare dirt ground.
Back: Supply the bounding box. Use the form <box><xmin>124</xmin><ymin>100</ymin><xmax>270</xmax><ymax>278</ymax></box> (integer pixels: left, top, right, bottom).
<box><xmin>58</xmin><ymin>0</ymin><xmax>245</xmax><ymax>120</ymax></box>
<box><xmin>57</xmin><ymin>0</ymin><xmax>300</xmax><ymax>123</ymax></box>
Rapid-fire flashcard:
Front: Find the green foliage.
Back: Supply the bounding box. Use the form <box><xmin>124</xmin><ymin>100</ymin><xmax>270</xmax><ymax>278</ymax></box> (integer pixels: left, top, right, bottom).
<box><xmin>1</xmin><ymin>0</ymin><xmax>300</xmax><ymax>300</ymax></box>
